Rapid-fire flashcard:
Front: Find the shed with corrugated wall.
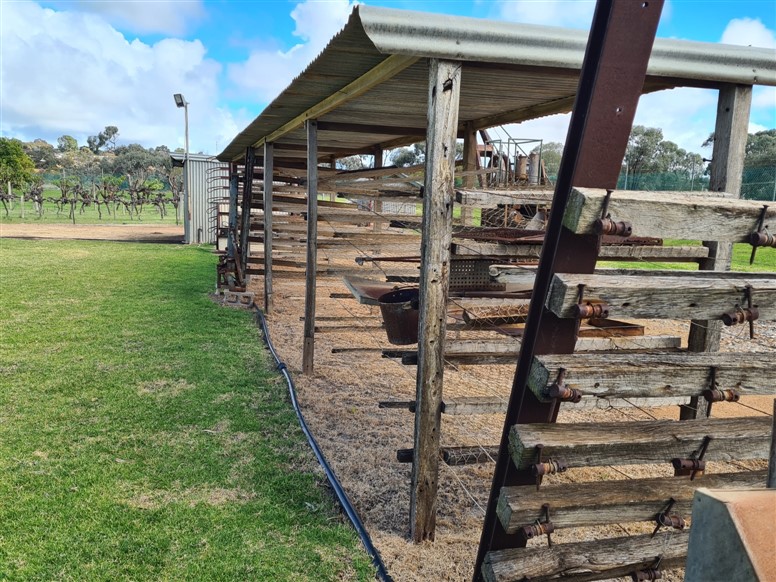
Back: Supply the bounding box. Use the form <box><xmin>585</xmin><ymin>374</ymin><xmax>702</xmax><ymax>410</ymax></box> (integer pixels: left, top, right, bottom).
<box><xmin>171</xmin><ymin>152</ymin><xmax>227</xmax><ymax>244</ymax></box>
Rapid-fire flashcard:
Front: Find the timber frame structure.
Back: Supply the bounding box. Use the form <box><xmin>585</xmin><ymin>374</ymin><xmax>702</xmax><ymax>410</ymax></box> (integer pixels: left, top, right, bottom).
<box><xmin>217</xmin><ymin>4</ymin><xmax>776</xmax><ymax>580</ymax></box>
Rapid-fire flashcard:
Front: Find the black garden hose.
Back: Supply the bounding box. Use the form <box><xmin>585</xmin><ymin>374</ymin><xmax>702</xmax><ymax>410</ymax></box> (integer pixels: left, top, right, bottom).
<box><xmin>254</xmin><ymin>307</ymin><xmax>393</xmax><ymax>582</ymax></box>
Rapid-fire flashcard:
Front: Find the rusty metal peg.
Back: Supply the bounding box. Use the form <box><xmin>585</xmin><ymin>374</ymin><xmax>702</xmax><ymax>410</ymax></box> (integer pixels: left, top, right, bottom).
<box><xmin>531</xmin><ymin>458</ymin><xmax>568</xmax><ymax>477</ymax></box>
<box><xmin>573</xmin><ymin>302</ymin><xmax>610</xmax><ymax>319</ymax></box>
<box><xmin>519</xmin><ymin>521</ymin><xmax>555</xmax><ymax>540</ymax></box>
<box><xmin>519</xmin><ymin>504</ymin><xmax>555</xmax><ymax>547</ymax></box>
<box><xmin>721</xmin><ymin>306</ymin><xmax>759</xmax><ymax>327</ymax></box>
<box><xmin>594</xmin><ymin>217</ymin><xmax>633</xmax><ymax>237</ymax></box>
<box><xmin>749</xmin><ymin>230</ymin><xmax>776</xmax><ymax>248</ymax></box>
<box><xmin>631</xmin><ymin>569</ymin><xmax>662</xmax><ymax>581</ymax></box>
<box><xmin>547</xmin><ymin>384</ymin><xmax>583</xmax><ymax>403</ymax></box>
<box><xmin>703</xmin><ymin>388</ymin><xmax>740</xmax><ymax>403</ymax></box>
<box><xmin>671</xmin><ymin>458</ymin><xmax>706</xmax><ymax>473</ymax></box>
<box><xmin>657</xmin><ymin>513</ymin><xmax>686</xmax><ymax>530</ymax></box>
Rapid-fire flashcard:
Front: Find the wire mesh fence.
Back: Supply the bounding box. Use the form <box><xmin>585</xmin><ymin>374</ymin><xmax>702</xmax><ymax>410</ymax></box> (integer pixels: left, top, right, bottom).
<box><xmin>598</xmin><ymin>165</ymin><xmax>776</xmax><ymax>200</ymax></box>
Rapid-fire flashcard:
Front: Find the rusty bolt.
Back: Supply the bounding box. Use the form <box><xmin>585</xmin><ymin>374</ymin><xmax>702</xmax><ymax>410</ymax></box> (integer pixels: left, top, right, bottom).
<box><xmin>573</xmin><ymin>302</ymin><xmax>610</xmax><ymax>319</ymax></box>
<box><xmin>721</xmin><ymin>306</ymin><xmax>759</xmax><ymax>326</ymax></box>
<box><xmin>594</xmin><ymin>217</ymin><xmax>633</xmax><ymax>237</ymax></box>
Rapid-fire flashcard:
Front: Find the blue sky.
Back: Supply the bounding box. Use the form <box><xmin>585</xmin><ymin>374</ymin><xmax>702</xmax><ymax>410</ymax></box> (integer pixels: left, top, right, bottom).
<box><xmin>2</xmin><ymin>0</ymin><xmax>774</xmax><ymax>156</ymax></box>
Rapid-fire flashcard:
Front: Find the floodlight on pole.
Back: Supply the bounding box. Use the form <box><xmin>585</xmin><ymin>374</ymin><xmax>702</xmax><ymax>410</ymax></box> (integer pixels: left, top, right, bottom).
<box><xmin>173</xmin><ymin>93</ymin><xmax>192</xmax><ymax>233</ymax></box>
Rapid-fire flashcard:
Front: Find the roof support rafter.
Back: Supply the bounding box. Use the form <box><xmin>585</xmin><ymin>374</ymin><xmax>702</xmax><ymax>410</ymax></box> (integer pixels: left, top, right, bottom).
<box><xmin>250</xmin><ymin>54</ymin><xmax>419</xmax><ymax>153</ymax></box>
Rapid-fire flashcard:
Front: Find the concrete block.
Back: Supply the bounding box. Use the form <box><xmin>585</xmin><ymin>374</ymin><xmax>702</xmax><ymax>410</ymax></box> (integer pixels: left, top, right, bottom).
<box><xmin>685</xmin><ymin>488</ymin><xmax>776</xmax><ymax>582</ymax></box>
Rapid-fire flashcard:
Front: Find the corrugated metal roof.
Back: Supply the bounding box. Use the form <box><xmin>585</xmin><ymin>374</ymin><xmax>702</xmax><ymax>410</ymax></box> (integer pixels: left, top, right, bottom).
<box><xmin>218</xmin><ymin>5</ymin><xmax>776</xmax><ymax>162</ymax></box>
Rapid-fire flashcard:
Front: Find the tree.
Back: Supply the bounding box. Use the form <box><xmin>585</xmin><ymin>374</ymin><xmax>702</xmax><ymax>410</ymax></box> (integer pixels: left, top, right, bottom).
<box><xmin>390</xmin><ymin>143</ymin><xmax>426</xmax><ymax>167</ymax></box>
<box><xmin>703</xmin><ymin>129</ymin><xmax>775</xmax><ymax>200</ymax></box>
<box><xmin>87</xmin><ymin>125</ymin><xmax>120</xmax><ymax>153</ymax></box>
<box><xmin>623</xmin><ymin>126</ymin><xmax>706</xmax><ymax>190</ymax></box>
<box><xmin>0</xmin><ymin>137</ymin><xmax>36</xmax><ymax>189</ymax></box>
<box><xmin>531</xmin><ymin>142</ymin><xmax>563</xmax><ymax>177</ymax></box>
<box><xmin>337</xmin><ymin>155</ymin><xmax>369</xmax><ymax>171</ymax></box>
<box><xmin>744</xmin><ymin>129</ymin><xmax>776</xmax><ymax>168</ymax></box>
<box><xmin>23</xmin><ymin>139</ymin><xmax>58</xmax><ymax>170</ymax></box>
<box><xmin>57</xmin><ymin>135</ymin><xmax>78</xmax><ymax>153</ymax></box>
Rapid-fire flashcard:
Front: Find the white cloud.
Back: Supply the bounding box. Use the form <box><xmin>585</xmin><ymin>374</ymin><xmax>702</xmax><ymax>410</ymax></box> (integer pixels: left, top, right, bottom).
<box><xmin>0</xmin><ymin>1</ymin><xmax>237</xmax><ymax>154</ymax></box>
<box><xmin>226</xmin><ymin>0</ymin><xmax>356</xmax><ymax>103</ymax></box>
<box><xmin>72</xmin><ymin>0</ymin><xmax>205</xmax><ymax>36</ymax></box>
<box><xmin>720</xmin><ymin>17</ymin><xmax>776</xmax><ymax>49</ymax></box>
<box><xmin>494</xmin><ymin>0</ymin><xmax>595</xmax><ymax>29</ymax></box>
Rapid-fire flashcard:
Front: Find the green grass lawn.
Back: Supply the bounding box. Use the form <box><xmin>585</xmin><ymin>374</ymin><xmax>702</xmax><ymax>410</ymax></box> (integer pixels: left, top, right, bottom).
<box><xmin>0</xmin><ymin>239</ymin><xmax>373</xmax><ymax>581</ymax></box>
<box><xmin>599</xmin><ymin>242</ymin><xmax>776</xmax><ymax>272</ymax></box>
<box><xmin>1</xmin><ymin>197</ymin><xmax>177</xmax><ymax>226</ymax></box>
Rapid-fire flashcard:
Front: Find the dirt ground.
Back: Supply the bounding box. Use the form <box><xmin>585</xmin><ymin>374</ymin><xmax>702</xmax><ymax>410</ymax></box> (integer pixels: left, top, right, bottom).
<box><xmin>6</xmin><ymin>223</ymin><xmax>772</xmax><ymax>581</ymax></box>
<box><xmin>0</xmin><ymin>222</ymin><xmax>183</xmax><ymax>243</ymax></box>
<box><xmin>246</xmin><ymin>243</ymin><xmax>774</xmax><ymax>582</ymax></box>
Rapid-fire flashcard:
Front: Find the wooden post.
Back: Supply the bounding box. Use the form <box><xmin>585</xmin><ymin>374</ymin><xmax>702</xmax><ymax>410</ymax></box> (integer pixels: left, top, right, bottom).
<box><xmin>461</xmin><ymin>122</ymin><xmax>477</xmax><ymax>225</ymax></box>
<box><xmin>410</xmin><ymin>59</ymin><xmax>462</xmax><ymax>542</ymax></box>
<box><xmin>227</xmin><ymin>163</ymin><xmax>239</xmax><ymax>259</ymax></box>
<box><xmin>681</xmin><ymin>84</ymin><xmax>752</xmax><ymax>420</ymax></box>
<box><xmin>263</xmin><ymin>142</ymin><xmax>274</xmax><ymax>313</ymax></box>
<box><xmin>302</xmin><ymin>120</ymin><xmax>318</xmax><ymax>375</ymax></box>
<box><xmin>373</xmin><ymin>146</ymin><xmax>383</xmax><ymax>232</ymax></box>
<box><xmin>768</xmin><ymin>399</ymin><xmax>776</xmax><ymax>489</ymax></box>
<box><xmin>328</xmin><ymin>155</ymin><xmax>337</xmax><ymax>201</ymax></box>
<box><xmin>239</xmin><ymin>147</ymin><xmax>257</xmax><ymax>275</ymax></box>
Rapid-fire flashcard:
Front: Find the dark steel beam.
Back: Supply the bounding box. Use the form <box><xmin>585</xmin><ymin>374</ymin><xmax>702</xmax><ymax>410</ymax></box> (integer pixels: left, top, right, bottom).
<box><xmin>473</xmin><ymin>0</ymin><xmax>665</xmax><ymax>579</ymax></box>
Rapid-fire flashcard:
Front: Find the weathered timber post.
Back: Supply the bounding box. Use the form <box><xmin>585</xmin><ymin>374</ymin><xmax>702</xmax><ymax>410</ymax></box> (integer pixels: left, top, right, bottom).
<box><xmin>263</xmin><ymin>142</ymin><xmax>274</xmax><ymax>313</ymax></box>
<box><xmin>681</xmin><ymin>84</ymin><xmax>752</xmax><ymax>421</ymax></box>
<box><xmin>328</xmin><ymin>155</ymin><xmax>337</xmax><ymax>202</ymax></box>
<box><xmin>302</xmin><ymin>120</ymin><xmax>319</xmax><ymax>375</ymax></box>
<box><xmin>768</xmin><ymin>399</ymin><xmax>776</xmax><ymax>488</ymax></box>
<box><xmin>373</xmin><ymin>146</ymin><xmax>384</xmax><ymax>232</ymax></box>
<box><xmin>410</xmin><ymin>59</ymin><xmax>462</xmax><ymax>542</ymax></box>
<box><xmin>461</xmin><ymin>121</ymin><xmax>478</xmax><ymax>225</ymax></box>
<box><xmin>239</xmin><ymin>147</ymin><xmax>257</xmax><ymax>277</ymax></box>
<box><xmin>227</xmin><ymin>163</ymin><xmax>239</xmax><ymax>263</ymax></box>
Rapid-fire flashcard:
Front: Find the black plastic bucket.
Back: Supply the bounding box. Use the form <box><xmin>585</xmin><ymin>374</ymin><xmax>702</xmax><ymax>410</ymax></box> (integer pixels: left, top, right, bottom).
<box><xmin>378</xmin><ymin>288</ymin><xmax>420</xmax><ymax>345</ymax></box>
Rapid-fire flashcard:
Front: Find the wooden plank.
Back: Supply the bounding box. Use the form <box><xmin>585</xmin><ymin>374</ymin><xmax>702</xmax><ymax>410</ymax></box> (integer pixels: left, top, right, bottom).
<box><xmin>509</xmin><ymin>416</ymin><xmax>773</xmax><ymax>470</ymax></box>
<box><xmin>442</xmin><ymin>397</ymin><xmax>506</xmax><ymax>415</ymax></box>
<box><xmin>528</xmin><ymin>352</ymin><xmax>776</xmax><ymax>402</ymax></box>
<box><xmin>498</xmin><ymin>470</ymin><xmax>766</xmax><ymax>533</ymax></box>
<box><xmin>399</xmin><ymin>446</ymin><xmax>499</xmax><ymax>465</ymax></box>
<box><xmin>302</xmin><ymin>120</ymin><xmax>318</xmax><ymax>375</ymax></box>
<box><xmin>456</xmin><ymin>189</ymin><xmax>555</xmax><ymax>207</ymax></box>
<box><xmin>341</xmin><ymin>276</ymin><xmax>399</xmax><ymax>305</ymax></box>
<box><xmin>399</xmin><ymin>335</ymin><xmax>683</xmax><ymax>367</ymax></box>
<box><xmin>476</xmin><ymin>243</ymin><xmax>707</xmax><ymax>263</ymax></box>
<box><xmin>562</xmin><ymin>187</ymin><xmax>773</xmax><ymax>242</ymax></box>
<box><xmin>684</xmin><ymin>84</ymin><xmax>753</xmax><ymax>422</ymax></box>
<box><xmin>410</xmin><ymin>59</ymin><xmax>462</xmax><ymax>543</ymax></box>
<box><xmin>600</xmin><ymin>244</ymin><xmax>709</xmax><ymax>261</ymax></box>
<box><xmin>546</xmin><ymin>272</ymin><xmax>776</xmax><ymax>320</ymax></box>
<box><xmin>482</xmin><ymin>531</ymin><xmax>689</xmax><ymax>582</ymax></box>
<box><xmin>245</xmin><ymin>55</ymin><xmax>419</xmax><ymax>153</ymax></box>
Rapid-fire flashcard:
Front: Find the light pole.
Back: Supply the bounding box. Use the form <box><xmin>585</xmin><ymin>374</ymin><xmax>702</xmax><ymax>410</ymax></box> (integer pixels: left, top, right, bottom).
<box><xmin>173</xmin><ymin>93</ymin><xmax>192</xmax><ymax>238</ymax></box>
